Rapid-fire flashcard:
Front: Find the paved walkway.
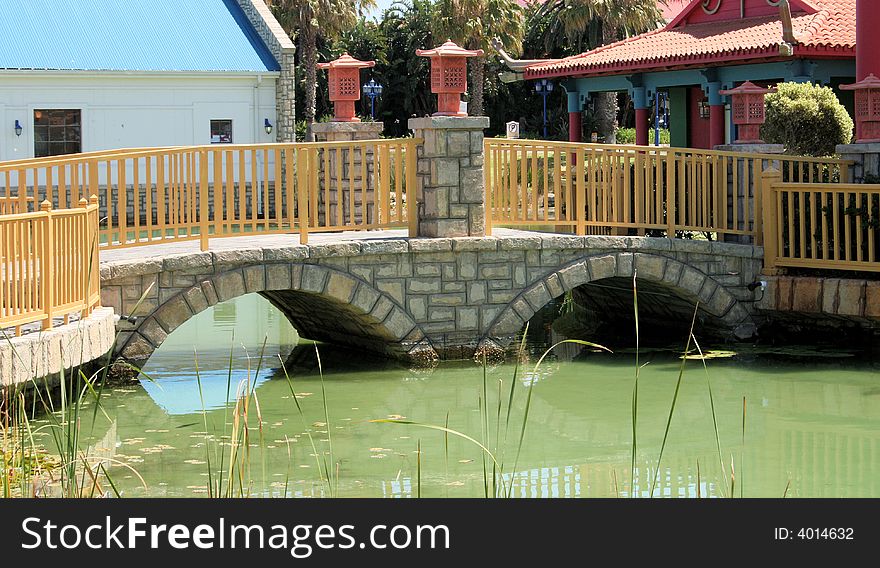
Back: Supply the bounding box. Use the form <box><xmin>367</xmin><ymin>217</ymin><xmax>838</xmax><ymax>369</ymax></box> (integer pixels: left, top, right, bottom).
<box><xmin>98</xmin><ymin>228</ymin><xmax>549</xmax><ymax>264</ymax></box>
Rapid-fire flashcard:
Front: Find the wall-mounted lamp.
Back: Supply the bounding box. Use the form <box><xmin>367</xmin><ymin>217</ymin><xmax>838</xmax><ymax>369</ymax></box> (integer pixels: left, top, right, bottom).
<box><xmin>698</xmin><ymin>100</ymin><xmax>711</xmax><ymax>120</ymax></box>
<box><xmin>264</xmin><ymin>118</ymin><xmax>273</xmax><ymax>135</ymax></box>
<box><xmin>14</xmin><ymin>120</ymin><xmax>22</xmax><ymax>137</ymax></box>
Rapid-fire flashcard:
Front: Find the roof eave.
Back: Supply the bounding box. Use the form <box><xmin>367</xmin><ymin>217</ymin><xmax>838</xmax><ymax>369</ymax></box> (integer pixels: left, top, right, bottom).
<box><xmin>525</xmin><ymin>45</ymin><xmax>855</xmax><ymax>81</ymax></box>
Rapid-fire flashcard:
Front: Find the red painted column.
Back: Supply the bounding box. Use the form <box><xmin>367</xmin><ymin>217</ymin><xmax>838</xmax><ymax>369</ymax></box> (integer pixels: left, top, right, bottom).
<box><xmin>635</xmin><ymin>108</ymin><xmax>649</xmax><ymax>146</ymax></box>
<box><xmin>709</xmin><ymin>104</ymin><xmax>725</xmax><ymax>147</ymax></box>
<box><xmin>857</xmin><ymin>0</ymin><xmax>880</xmax><ymax>80</ymax></box>
<box><xmin>569</xmin><ymin>111</ymin><xmax>582</xmax><ymax>142</ymax></box>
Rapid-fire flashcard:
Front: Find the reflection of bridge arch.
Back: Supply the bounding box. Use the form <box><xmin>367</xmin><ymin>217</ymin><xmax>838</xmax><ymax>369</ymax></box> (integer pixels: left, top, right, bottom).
<box><xmin>486</xmin><ymin>252</ymin><xmax>752</xmax><ymax>343</ymax></box>
<box><xmin>117</xmin><ymin>263</ymin><xmax>432</xmax><ymax>365</ymax></box>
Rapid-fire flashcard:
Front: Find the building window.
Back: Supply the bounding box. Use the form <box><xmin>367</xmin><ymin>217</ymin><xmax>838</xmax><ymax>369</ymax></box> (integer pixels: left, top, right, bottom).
<box><xmin>210</xmin><ymin>120</ymin><xmax>233</xmax><ymax>144</ymax></box>
<box><xmin>34</xmin><ymin>109</ymin><xmax>81</xmax><ymax>158</ymax></box>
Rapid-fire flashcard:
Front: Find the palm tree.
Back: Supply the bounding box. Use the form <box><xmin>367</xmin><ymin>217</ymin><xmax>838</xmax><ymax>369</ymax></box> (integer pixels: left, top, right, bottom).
<box><xmin>268</xmin><ymin>0</ymin><xmax>375</xmax><ymax>139</ymax></box>
<box><xmin>532</xmin><ymin>0</ymin><xmax>662</xmax><ymax>142</ymax></box>
<box><xmin>435</xmin><ymin>0</ymin><xmax>524</xmax><ymax>117</ymax></box>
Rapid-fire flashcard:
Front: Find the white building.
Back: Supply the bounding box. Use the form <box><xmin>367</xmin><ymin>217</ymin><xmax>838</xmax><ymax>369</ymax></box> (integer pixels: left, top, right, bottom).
<box><xmin>0</xmin><ymin>0</ymin><xmax>295</xmax><ymax>163</ymax></box>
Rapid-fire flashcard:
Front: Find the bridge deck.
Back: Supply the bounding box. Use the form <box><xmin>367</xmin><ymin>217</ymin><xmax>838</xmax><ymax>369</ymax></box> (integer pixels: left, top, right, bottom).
<box><xmin>98</xmin><ymin>228</ymin><xmax>557</xmax><ymax>264</ymax></box>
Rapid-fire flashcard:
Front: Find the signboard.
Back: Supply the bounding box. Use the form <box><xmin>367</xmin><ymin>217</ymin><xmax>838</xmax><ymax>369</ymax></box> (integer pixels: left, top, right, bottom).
<box><xmin>505</xmin><ymin>121</ymin><xmax>520</xmax><ymax>139</ymax></box>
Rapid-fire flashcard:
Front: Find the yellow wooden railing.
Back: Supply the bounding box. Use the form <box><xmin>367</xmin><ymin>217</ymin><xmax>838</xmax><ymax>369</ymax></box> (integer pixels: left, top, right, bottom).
<box><xmin>0</xmin><ymin>139</ymin><xmax>419</xmax><ymax>250</ymax></box>
<box><xmin>761</xmin><ymin>169</ymin><xmax>880</xmax><ymax>273</ymax></box>
<box><xmin>485</xmin><ymin>139</ymin><xmax>851</xmax><ymax>242</ymax></box>
<box><xmin>0</xmin><ymin>198</ymin><xmax>101</xmax><ymax>336</ymax></box>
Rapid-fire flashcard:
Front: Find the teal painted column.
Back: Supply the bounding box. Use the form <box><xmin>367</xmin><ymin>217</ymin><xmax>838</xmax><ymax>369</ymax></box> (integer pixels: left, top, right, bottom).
<box><xmin>630</xmin><ymin>86</ymin><xmax>649</xmax><ymax>146</ymax></box>
<box><xmin>706</xmin><ymin>81</ymin><xmax>725</xmax><ymax>148</ymax></box>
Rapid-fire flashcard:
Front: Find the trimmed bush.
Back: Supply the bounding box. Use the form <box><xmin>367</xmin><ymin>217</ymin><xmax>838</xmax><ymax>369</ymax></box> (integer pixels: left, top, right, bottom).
<box><xmin>616</xmin><ymin>127</ymin><xmax>669</xmax><ymax>145</ymax></box>
<box><xmin>762</xmin><ymin>82</ymin><xmax>853</xmax><ymax>156</ymax></box>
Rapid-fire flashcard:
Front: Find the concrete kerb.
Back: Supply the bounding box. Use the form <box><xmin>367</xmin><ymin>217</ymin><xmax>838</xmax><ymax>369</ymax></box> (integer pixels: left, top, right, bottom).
<box><xmin>1</xmin><ymin>307</ymin><xmax>116</xmax><ymax>390</ymax></box>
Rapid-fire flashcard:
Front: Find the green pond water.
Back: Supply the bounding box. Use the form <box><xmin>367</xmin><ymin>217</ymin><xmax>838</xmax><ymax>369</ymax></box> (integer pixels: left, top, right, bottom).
<box><xmin>56</xmin><ymin>295</ymin><xmax>880</xmax><ymax>498</ymax></box>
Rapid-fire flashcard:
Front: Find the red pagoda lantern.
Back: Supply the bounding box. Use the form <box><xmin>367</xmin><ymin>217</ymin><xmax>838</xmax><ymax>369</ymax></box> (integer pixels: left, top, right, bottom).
<box><xmin>317</xmin><ymin>53</ymin><xmax>376</xmax><ymax>122</ymax></box>
<box><xmin>416</xmin><ymin>40</ymin><xmax>484</xmax><ymax>117</ymax></box>
<box><xmin>841</xmin><ymin>74</ymin><xmax>880</xmax><ymax>143</ymax></box>
<box><xmin>719</xmin><ymin>81</ymin><xmax>777</xmax><ymax>144</ymax></box>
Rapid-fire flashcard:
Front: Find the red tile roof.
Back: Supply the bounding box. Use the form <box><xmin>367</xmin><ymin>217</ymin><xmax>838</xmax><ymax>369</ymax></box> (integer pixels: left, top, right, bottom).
<box><xmin>659</xmin><ymin>0</ymin><xmax>690</xmax><ymax>22</ymax></box>
<box><xmin>524</xmin><ymin>0</ymin><xmax>855</xmax><ymax>80</ymax></box>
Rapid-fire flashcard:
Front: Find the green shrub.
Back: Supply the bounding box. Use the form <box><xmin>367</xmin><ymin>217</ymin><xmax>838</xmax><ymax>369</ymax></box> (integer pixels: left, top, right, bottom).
<box><xmin>616</xmin><ymin>127</ymin><xmax>669</xmax><ymax>145</ymax></box>
<box><xmin>762</xmin><ymin>82</ymin><xmax>853</xmax><ymax>156</ymax></box>
<box><xmin>616</xmin><ymin>127</ymin><xmax>636</xmax><ymax>144</ymax></box>
<box><xmin>295</xmin><ymin>120</ymin><xmax>309</xmax><ymax>142</ymax></box>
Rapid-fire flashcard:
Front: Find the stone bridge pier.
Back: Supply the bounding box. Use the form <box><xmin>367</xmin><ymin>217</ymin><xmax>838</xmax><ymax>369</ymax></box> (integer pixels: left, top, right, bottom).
<box><xmin>99</xmin><ymin>232</ymin><xmax>763</xmax><ymax>366</ymax></box>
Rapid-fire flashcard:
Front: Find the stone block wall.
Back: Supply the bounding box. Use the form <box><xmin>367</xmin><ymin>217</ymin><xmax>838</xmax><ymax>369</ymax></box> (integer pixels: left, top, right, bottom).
<box><xmin>100</xmin><ymin>234</ymin><xmax>760</xmax><ymax>363</ymax></box>
<box><xmin>0</xmin><ymin>308</ymin><xmax>116</xmax><ymax>389</ymax></box>
<box><xmin>757</xmin><ymin>275</ymin><xmax>880</xmax><ymax>322</ymax></box>
<box><xmin>837</xmin><ymin>143</ymin><xmax>880</xmax><ymax>183</ymax></box>
<box><xmin>408</xmin><ymin>116</ymin><xmax>489</xmax><ymax>238</ymax></box>
<box><xmin>311</xmin><ymin>122</ymin><xmax>384</xmax><ymax>226</ymax></box>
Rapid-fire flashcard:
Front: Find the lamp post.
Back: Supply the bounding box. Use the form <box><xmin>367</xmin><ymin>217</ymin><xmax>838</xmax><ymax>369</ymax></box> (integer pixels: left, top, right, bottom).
<box><xmin>654</xmin><ymin>91</ymin><xmax>668</xmax><ymax>146</ymax></box>
<box><xmin>362</xmin><ymin>78</ymin><xmax>383</xmax><ymax>119</ymax></box>
<box><xmin>535</xmin><ymin>79</ymin><xmax>553</xmax><ymax>138</ymax></box>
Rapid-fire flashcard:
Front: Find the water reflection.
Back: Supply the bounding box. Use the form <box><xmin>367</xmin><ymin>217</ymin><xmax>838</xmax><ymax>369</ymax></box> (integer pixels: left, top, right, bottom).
<box><xmin>74</xmin><ymin>294</ymin><xmax>880</xmax><ymax>498</ymax></box>
<box><xmin>140</xmin><ymin>294</ymin><xmax>298</xmax><ymax>414</ymax></box>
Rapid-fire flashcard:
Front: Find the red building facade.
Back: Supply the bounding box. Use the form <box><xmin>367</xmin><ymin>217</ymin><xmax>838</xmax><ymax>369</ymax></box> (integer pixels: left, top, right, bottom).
<box><xmin>524</xmin><ymin>0</ymin><xmax>859</xmax><ymax>148</ymax></box>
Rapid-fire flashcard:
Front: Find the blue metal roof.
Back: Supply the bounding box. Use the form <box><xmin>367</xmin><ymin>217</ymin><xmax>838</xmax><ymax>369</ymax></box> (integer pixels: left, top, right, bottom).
<box><xmin>0</xmin><ymin>0</ymin><xmax>280</xmax><ymax>72</ymax></box>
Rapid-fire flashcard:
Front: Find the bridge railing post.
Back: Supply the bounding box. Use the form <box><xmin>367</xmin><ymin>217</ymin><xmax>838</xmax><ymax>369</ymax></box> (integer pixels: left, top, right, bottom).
<box><xmin>575</xmin><ymin>147</ymin><xmax>586</xmax><ymax>235</ymax></box>
<box><xmin>198</xmin><ymin>150</ymin><xmax>209</xmax><ymax>251</ymax></box>
<box><xmin>666</xmin><ymin>149</ymin><xmax>676</xmax><ymax>238</ymax></box>
<box><xmin>761</xmin><ymin>166</ymin><xmax>783</xmax><ymax>275</ymax></box>
<box><xmin>40</xmin><ymin>200</ymin><xmax>55</xmax><ymax>330</ymax></box>
<box><xmin>296</xmin><ymin>147</ymin><xmax>310</xmax><ymax>244</ymax></box>
<box><xmin>406</xmin><ymin>139</ymin><xmax>419</xmax><ymax>238</ymax></box>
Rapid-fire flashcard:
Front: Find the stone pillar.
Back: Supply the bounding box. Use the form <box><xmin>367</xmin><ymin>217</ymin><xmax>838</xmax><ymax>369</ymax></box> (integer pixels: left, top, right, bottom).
<box><xmin>715</xmin><ymin>143</ymin><xmax>784</xmax><ymax>244</ymax></box>
<box><xmin>311</xmin><ymin>122</ymin><xmax>384</xmax><ymax>225</ymax></box>
<box><xmin>275</xmin><ymin>51</ymin><xmax>297</xmax><ymax>142</ymax></box>
<box><xmin>408</xmin><ymin>116</ymin><xmax>489</xmax><ymax>238</ymax></box>
<box><xmin>836</xmin><ymin>143</ymin><xmax>880</xmax><ymax>183</ymax></box>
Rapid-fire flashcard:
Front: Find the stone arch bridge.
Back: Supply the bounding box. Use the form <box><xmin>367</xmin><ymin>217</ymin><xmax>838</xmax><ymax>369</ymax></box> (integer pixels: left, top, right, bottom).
<box><xmin>100</xmin><ymin>230</ymin><xmax>763</xmax><ymax>364</ymax></box>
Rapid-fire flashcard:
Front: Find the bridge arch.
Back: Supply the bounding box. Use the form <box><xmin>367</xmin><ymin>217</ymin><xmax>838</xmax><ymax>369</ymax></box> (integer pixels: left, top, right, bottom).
<box><xmin>485</xmin><ymin>251</ymin><xmax>753</xmax><ymax>345</ymax></box>
<box><xmin>116</xmin><ymin>263</ymin><xmax>436</xmax><ymax>366</ymax></box>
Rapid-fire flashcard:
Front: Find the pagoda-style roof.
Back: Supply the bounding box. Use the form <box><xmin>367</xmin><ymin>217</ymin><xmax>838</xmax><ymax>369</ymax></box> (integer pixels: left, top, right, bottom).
<box><xmin>416</xmin><ymin>40</ymin><xmax>484</xmax><ymax>58</ymax></box>
<box><xmin>317</xmin><ymin>53</ymin><xmax>376</xmax><ymax>70</ymax></box>
<box><xmin>525</xmin><ymin>0</ymin><xmax>854</xmax><ymax>80</ymax></box>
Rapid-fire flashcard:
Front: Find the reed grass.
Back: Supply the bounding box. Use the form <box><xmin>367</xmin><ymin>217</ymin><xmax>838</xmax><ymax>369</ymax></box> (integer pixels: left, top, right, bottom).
<box><xmin>0</xmin><ymin>275</ymin><xmax>155</xmax><ymax>498</ymax></box>
<box><xmin>2</xmin><ymin>264</ymin><xmax>777</xmax><ymax>500</ymax></box>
